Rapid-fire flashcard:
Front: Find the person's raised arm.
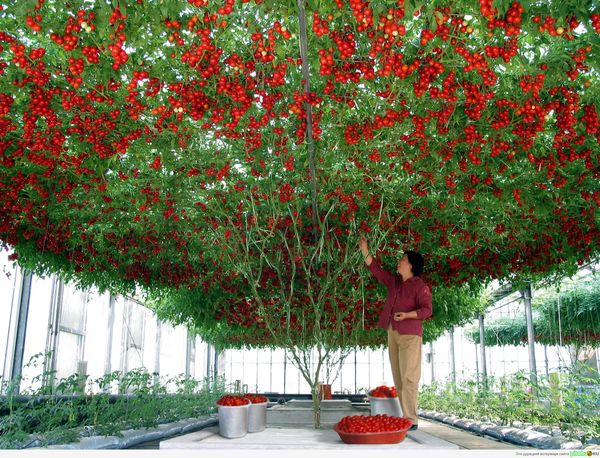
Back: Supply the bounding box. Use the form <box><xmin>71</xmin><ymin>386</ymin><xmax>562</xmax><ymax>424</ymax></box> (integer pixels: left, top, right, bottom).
<box><xmin>359</xmin><ymin>235</ymin><xmax>395</xmax><ymax>288</ymax></box>
<box><xmin>359</xmin><ymin>235</ymin><xmax>373</xmax><ymax>266</ymax></box>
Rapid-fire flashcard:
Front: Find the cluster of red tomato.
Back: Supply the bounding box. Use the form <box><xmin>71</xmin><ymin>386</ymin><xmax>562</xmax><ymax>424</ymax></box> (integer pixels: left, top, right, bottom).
<box><xmin>0</xmin><ymin>0</ymin><xmax>599</xmax><ymax>337</ymax></box>
<box><xmin>244</xmin><ymin>394</ymin><xmax>268</xmax><ymax>404</ymax></box>
<box><xmin>216</xmin><ymin>395</ymin><xmax>250</xmax><ymax>406</ymax></box>
<box><xmin>369</xmin><ymin>385</ymin><xmax>397</xmax><ymax>398</ymax></box>
<box><xmin>336</xmin><ymin>415</ymin><xmax>412</xmax><ymax>433</ymax></box>
<box><xmin>217</xmin><ymin>393</ymin><xmax>268</xmax><ymax>405</ymax></box>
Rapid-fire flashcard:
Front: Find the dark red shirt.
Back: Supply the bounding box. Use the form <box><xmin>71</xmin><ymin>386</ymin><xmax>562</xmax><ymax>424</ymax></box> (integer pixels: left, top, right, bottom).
<box><xmin>368</xmin><ymin>258</ymin><xmax>433</xmax><ymax>336</ymax></box>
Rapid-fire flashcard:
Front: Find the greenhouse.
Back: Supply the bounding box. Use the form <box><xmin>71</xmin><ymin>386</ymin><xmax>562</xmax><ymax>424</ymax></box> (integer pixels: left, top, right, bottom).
<box><xmin>0</xmin><ymin>0</ymin><xmax>599</xmax><ymax>455</ymax></box>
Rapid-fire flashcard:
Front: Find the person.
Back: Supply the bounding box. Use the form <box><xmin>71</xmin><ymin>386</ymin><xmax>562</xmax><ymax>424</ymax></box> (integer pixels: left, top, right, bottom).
<box><xmin>359</xmin><ymin>235</ymin><xmax>432</xmax><ymax>431</ymax></box>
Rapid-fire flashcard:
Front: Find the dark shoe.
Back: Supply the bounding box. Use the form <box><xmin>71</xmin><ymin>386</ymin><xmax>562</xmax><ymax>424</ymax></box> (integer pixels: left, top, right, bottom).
<box><xmin>409</xmin><ymin>424</ymin><xmax>418</xmax><ymax>431</ymax></box>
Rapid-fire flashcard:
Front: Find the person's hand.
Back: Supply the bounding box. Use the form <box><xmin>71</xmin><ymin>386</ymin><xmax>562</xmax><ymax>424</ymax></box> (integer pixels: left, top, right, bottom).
<box><xmin>393</xmin><ymin>312</ymin><xmax>407</xmax><ymax>321</ymax></box>
<box><xmin>359</xmin><ymin>235</ymin><xmax>369</xmax><ymax>258</ymax></box>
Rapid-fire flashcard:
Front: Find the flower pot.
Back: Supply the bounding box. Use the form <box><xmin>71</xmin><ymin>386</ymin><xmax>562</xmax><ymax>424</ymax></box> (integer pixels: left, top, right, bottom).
<box><xmin>217</xmin><ymin>403</ymin><xmax>249</xmax><ymax>438</ymax></box>
<box><xmin>248</xmin><ymin>401</ymin><xmax>268</xmax><ymax>432</ymax></box>
<box><xmin>368</xmin><ymin>395</ymin><xmax>402</xmax><ymax>417</ymax></box>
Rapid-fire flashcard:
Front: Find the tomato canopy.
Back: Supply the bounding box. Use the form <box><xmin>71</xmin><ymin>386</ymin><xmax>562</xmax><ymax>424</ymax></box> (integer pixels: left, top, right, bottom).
<box><xmin>0</xmin><ymin>0</ymin><xmax>598</xmax><ymax>348</ymax></box>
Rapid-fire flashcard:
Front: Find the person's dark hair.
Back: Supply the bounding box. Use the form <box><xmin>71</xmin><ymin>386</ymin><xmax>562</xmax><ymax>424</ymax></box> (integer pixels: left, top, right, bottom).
<box><xmin>405</xmin><ymin>251</ymin><xmax>424</xmax><ymax>276</ymax></box>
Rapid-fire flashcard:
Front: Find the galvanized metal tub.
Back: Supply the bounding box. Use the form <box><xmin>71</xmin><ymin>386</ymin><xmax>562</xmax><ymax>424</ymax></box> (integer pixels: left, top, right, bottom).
<box><xmin>368</xmin><ymin>395</ymin><xmax>402</xmax><ymax>417</ymax></box>
<box><xmin>247</xmin><ymin>401</ymin><xmax>268</xmax><ymax>432</ymax></box>
<box><xmin>217</xmin><ymin>403</ymin><xmax>249</xmax><ymax>438</ymax></box>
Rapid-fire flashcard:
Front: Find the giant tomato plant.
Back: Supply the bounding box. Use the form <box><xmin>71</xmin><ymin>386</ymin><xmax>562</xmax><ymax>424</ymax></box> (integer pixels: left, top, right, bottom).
<box><xmin>0</xmin><ymin>0</ymin><xmax>598</xmax><ymax>351</ymax></box>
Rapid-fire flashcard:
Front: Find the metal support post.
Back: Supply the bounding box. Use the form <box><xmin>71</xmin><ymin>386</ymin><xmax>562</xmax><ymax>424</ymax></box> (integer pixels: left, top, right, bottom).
<box><xmin>429</xmin><ymin>341</ymin><xmax>435</xmax><ymax>383</ymax></box>
<box><xmin>283</xmin><ymin>349</ymin><xmax>287</xmax><ymax>394</ymax></box>
<box><xmin>104</xmin><ymin>294</ymin><xmax>116</xmax><ymax>380</ymax></box>
<box><xmin>213</xmin><ymin>346</ymin><xmax>219</xmax><ymax>380</ymax></box>
<box><xmin>449</xmin><ymin>327</ymin><xmax>456</xmax><ymax>385</ymax></box>
<box><xmin>10</xmin><ymin>271</ymin><xmax>32</xmax><ymax>393</ymax></box>
<box><xmin>354</xmin><ymin>348</ymin><xmax>357</xmax><ymax>394</ymax></box>
<box><xmin>153</xmin><ymin>317</ymin><xmax>161</xmax><ymax>384</ymax></box>
<box><xmin>205</xmin><ymin>343</ymin><xmax>212</xmax><ymax>380</ymax></box>
<box><xmin>44</xmin><ymin>276</ymin><xmax>63</xmax><ymax>391</ymax></box>
<box><xmin>522</xmin><ymin>282</ymin><xmax>538</xmax><ymax>388</ymax></box>
<box><xmin>478</xmin><ymin>313</ymin><xmax>487</xmax><ymax>389</ymax></box>
<box><xmin>185</xmin><ymin>330</ymin><xmax>193</xmax><ymax>377</ymax></box>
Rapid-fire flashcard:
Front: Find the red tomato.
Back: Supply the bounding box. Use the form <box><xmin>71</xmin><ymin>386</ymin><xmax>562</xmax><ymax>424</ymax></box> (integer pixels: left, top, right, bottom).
<box><xmin>243</xmin><ymin>393</ymin><xmax>268</xmax><ymax>403</ymax></box>
<box><xmin>336</xmin><ymin>414</ymin><xmax>412</xmax><ymax>433</ymax></box>
<box><xmin>216</xmin><ymin>394</ymin><xmax>250</xmax><ymax>406</ymax></box>
<box><xmin>369</xmin><ymin>385</ymin><xmax>398</xmax><ymax>398</ymax></box>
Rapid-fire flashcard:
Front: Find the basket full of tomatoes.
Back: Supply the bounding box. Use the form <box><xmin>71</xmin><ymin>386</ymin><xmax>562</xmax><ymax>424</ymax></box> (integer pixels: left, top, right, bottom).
<box><xmin>367</xmin><ymin>385</ymin><xmax>402</xmax><ymax>417</ymax></box>
<box><xmin>216</xmin><ymin>395</ymin><xmax>250</xmax><ymax>438</ymax></box>
<box><xmin>368</xmin><ymin>385</ymin><xmax>397</xmax><ymax>398</ymax></box>
<box><xmin>333</xmin><ymin>414</ymin><xmax>413</xmax><ymax>444</ymax></box>
<box><xmin>244</xmin><ymin>394</ymin><xmax>269</xmax><ymax>432</ymax></box>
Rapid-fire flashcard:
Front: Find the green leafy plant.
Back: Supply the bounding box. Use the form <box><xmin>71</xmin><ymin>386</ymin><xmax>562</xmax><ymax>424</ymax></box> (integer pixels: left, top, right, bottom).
<box><xmin>0</xmin><ymin>368</ymin><xmax>226</xmax><ymax>449</ymax></box>
<box><xmin>467</xmin><ymin>276</ymin><xmax>600</xmax><ymax>349</ymax></box>
<box><xmin>0</xmin><ymin>0</ymin><xmax>598</xmax><ymax>350</ymax></box>
<box><xmin>419</xmin><ymin>369</ymin><xmax>600</xmax><ymax>445</ymax></box>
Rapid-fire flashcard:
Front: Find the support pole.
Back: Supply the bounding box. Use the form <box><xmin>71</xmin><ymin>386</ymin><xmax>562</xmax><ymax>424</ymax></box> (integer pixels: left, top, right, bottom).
<box><xmin>270</xmin><ymin>349</ymin><xmax>273</xmax><ymax>392</ymax></box>
<box><xmin>478</xmin><ymin>313</ymin><xmax>487</xmax><ymax>389</ymax></box>
<box><xmin>429</xmin><ymin>341</ymin><xmax>434</xmax><ymax>383</ymax></box>
<box><xmin>10</xmin><ymin>271</ymin><xmax>32</xmax><ymax>394</ymax></box>
<box><xmin>104</xmin><ymin>294</ymin><xmax>116</xmax><ymax>381</ymax></box>
<box><xmin>474</xmin><ymin>342</ymin><xmax>479</xmax><ymax>386</ymax></box>
<box><xmin>522</xmin><ymin>282</ymin><xmax>538</xmax><ymax>388</ymax></box>
<box><xmin>283</xmin><ymin>349</ymin><xmax>287</xmax><ymax>394</ymax></box>
<box><xmin>213</xmin><ymin>346</ymin><xmax>219</xmax><ymax>380</ymax></box>
<box><xmin>557</xmin><ymin>295</ymin><xmax>563</xmax><ymax>347</ymax></box>
<box><xmin>205</xmin><ymin>343</ymin><xmax>212</xmax><ymax>380</ymax></box>
<box><xmin>449</xmin><ymin>327</ymin><xmax>456</xmax><ymax>385</ymax></box>
<box><xmin>354</xmin><ymin>348</ymin><xmax>357</xmax><ymax>394</ymax></box>
<box><xmin>154</xmin><ymin>317</ymin><xmax>161</xmax><ymax>382</ymax></box>
<box><xmin>44</xmin><ymin>276</ymin><xmax>63</xmax><ymax>391</ymax></box>
<box><xmin>185</xmin><ymin>330</ymin><xmax>193</xmax><ymax>377</ymax></box>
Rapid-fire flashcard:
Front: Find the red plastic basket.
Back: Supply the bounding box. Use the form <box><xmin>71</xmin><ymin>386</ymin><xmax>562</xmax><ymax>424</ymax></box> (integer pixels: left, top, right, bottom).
<box><xmin>333</xmin><ymin>423</ymin><xmax>411</xmax><ymax>444</ymax></box>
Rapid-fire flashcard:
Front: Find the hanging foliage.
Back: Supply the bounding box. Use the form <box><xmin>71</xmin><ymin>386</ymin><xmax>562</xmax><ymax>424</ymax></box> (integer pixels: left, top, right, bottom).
<box><xmin>466</xmin><ymin>275</ymin><xmax>600</xmax><ymax>347</ymax></box>
<box><xmin>534</xmin><ymin>276</ymin><xmax>600</xmax><ymax>347</ymax></box>
<box><xmin>466</xmin><ymin>315</ymin><xmax>529</xmax><ymax>347</ymax></box>
<box><xmin>0</xmin><ymin>0</ymin><xmax>599</xmax><ymax>348</ymax></box>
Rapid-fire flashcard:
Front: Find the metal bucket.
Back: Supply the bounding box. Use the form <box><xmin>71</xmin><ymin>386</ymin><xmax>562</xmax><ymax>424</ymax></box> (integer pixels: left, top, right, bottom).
<box><xmin>247</xmin><ymin>401</ymin><xmax>267</xmax><ymax>432</ymax></box>
<box><xmin>217</xmin><ymin>404</ymin><xmax>249</xmax><ymax>438</ymax></box>
<box><xmin>368</xmin><ymin>395</ymin><xmax>402</xmax><ymax>417</ymax></box>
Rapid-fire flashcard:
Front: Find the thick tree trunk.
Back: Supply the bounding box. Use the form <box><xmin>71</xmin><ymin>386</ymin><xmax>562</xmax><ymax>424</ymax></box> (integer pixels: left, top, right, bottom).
<box><xmin>311</xmin><ymin>385</ymin><xmax>322</xmax><ymax>428</ymax></box>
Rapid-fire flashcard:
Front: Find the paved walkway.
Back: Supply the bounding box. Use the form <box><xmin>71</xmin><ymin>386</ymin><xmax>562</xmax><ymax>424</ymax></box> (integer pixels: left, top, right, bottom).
<box><xmin>130</xmin><ymin>419</ymin><xmax>530</xmax><ymax>450</ymax></box>
<box><xmin>131</xmin><ymin>402</ymin><xmax>532</xmax><ymax>450</ymax></box>
<box><xmin>157</xmin><ymin>420</ymin><xmax>529</xmax><ymax>451</ymax></box>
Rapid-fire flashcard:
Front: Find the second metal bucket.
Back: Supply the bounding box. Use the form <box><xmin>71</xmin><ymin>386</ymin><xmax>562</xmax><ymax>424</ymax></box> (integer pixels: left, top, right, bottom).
<box><xmin>217</xmin><ymin>403</ymin><xmax>249</xmax><ymax>438</ymax></box>
<box><xmin>368</xmin><ymin>395</ymin><xmax>402</xmax><ymax>417</ymax></box>
<box><xmin>247</xmin><ymin>401</ymin><xmax>267</xmax><ymax>432</ymax></box>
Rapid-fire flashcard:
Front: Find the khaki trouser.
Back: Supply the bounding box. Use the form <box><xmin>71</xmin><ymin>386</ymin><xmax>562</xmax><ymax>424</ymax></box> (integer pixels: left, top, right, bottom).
<box><xmin>387</xmin><ymin>327</ymin><xmax>422</xmax><ymax>425</ymax></box>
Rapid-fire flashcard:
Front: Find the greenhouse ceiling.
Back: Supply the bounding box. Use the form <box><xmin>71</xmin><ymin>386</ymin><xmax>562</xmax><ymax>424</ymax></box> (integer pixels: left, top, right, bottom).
<box><xmin>0</xmin><ymin>0</ymin><xmax>598</xmax><ymax>346</ymax></box>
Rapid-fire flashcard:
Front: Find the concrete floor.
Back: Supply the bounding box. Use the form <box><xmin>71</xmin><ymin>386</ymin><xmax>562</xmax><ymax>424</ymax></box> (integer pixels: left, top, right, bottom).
<box><xmin>133</xmin><ymin>419</ymin><xmax>527</xmax><ymax>450</ymax></box>
<box><xmin>160</xmin><ymin>423</ymin><xmax>459</xmax><ymax>450</ymax></box>
<box><xmin>149</xmin><ymin>401</ymin><xmax>531</xmax><ymax>451</ymax></box>
<box><xmin>156</xmin><ymin>419</ymin><xmax>529</xmax><ymax>451</ymax></box>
